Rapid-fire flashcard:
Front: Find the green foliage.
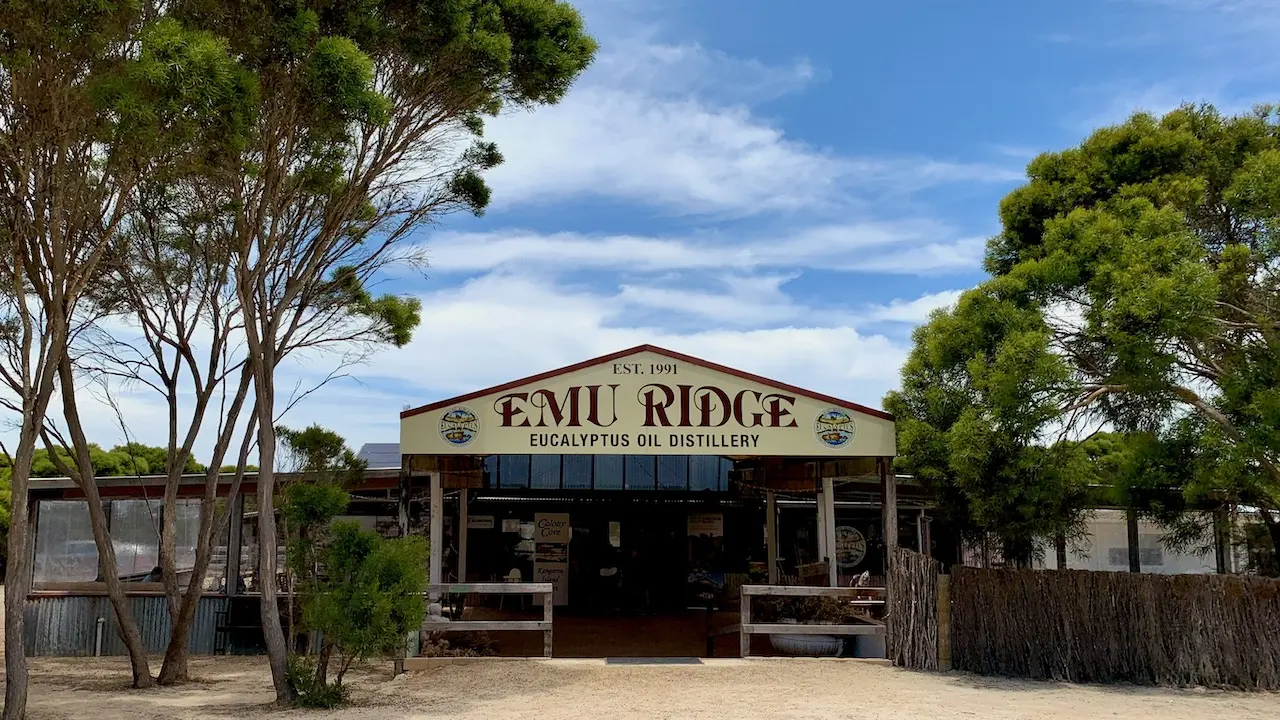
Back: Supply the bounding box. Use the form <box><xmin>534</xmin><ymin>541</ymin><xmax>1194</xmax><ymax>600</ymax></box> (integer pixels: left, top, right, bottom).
<box><xmin>278</xmin><ymin>423</ymin><xmax>367</xmax><ymax>477</ymax></box>
<box><xmin>976</xmin><ymin>103</ymin><xmax>1280</xmax><ymax>556</ymax></box>
<box><xmin>169</xmin><ymin>0</ymin><xmax>597</xmax><ymax>221</ymax></box>
<box><xmin>283</xmin><ymin>483</ymin><xmax>351</xmax><ymax>530</ymax></box>
<box><xmin>90</xmin><ymin>16</ymin><xmax>259</xmax><ymax>163</ymax></box>
<box><xmin>303</xmin><ymin>523</ymin><xmax>427</xmax><ymax>681</ymax></box>
<box><xmin>885</xmin><ymin>286</ymin><xmax>1091</xmax><ymax>563</ymax></box>
<box><xmin>279</xmin><ymin>423</ymin><xmax>361</xmax><ymax>602</ymax></box>
<box><xmin>287</xmin><ymin>654</ymin><xmax>348</xmax><ymax>708</ymax></box>
<box><xmin>219</xmin><ymin>464</ymin><xmax>260</xmax><ymax>473</ymax></box>
<box><xmin>894</xmin><ymin>103</ymin><xmax>1280</xmax><ymax>564</ymax></box>
<box><xmin>28</xmin><ymin>443</ymin><xmax>203</xmax><ymax>478</ymax></box>
<box><xmin>276</xmin><ymin>425</ymin><xmax>424</xmax><ymax>705</ymax></box>
<box><xmin>0</xmin><ymin>463</ymin><xmax>11</xmax><ymax>574</ymax></box>
<box><xmin>318</xmin><ymin>268</ymin><xmax>422</xmax><ymax>348</ymax></box>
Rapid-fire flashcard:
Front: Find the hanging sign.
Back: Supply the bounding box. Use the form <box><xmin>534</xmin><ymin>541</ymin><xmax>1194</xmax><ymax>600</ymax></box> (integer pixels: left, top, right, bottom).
<box><xmin>835</xmin><ymin>526</ymin><xmax>868</xmax><ymax>569</ymax></box>
<box><xmin>687</xmin><ymin>513</ymin><xmax>724</xmax><ymax>538</ymax></box>
<box><xmin>467</xmin><ymin>515</ymin><xmax>494</xmax><ymax>530</ymax></box>
<box><xmin>534</xmin><ymin>513</ymin><xmax>571</xmax><ymax>543</ymax></box>
<box><xmin>533</xmin><ymin>513</ymin><xmax>571</xmax><ymax>605</ymax></box>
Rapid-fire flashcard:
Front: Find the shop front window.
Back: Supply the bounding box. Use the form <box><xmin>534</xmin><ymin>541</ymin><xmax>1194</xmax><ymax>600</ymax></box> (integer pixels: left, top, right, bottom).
<box><xmin>34</xmin><ymin>501</ymin><xmax>97</xmax><ymax>583</ymax></box>
<box><xmin>33</xmin><ymin>498</ymin><xmax>224</xmax><ymax>588</ymax></box>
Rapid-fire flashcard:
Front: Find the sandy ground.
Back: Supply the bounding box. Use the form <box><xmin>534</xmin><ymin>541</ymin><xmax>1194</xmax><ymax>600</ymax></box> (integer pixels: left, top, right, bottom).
<box><xmin>4</xmin><ymin>655</ymin><xmax>1274</xmax><ymax>720</ymax></box>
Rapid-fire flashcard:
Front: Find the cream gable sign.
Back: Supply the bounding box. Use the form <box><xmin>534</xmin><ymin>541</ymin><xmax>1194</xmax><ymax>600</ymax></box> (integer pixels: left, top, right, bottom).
<box><xmin>400</xmin><ymin>348</ymin><xmax>896</xmax><ymax>457</ymax></box>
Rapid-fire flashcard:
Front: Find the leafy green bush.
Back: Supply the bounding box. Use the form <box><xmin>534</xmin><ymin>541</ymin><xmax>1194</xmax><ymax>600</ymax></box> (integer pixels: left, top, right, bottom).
<box><xmin>288</xmin><ymin>654</ymin><xmax>348</xmax><ymax>709</ymax></box>
<box><xmin>303</xmin><ymin>523</ymin><xmax>428</xmax><ymax>688</ymax></box>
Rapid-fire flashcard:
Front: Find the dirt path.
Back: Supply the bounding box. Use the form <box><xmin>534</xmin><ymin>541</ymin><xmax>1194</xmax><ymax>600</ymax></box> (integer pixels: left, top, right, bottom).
<box><xmin>12</xmin><ymin>656</ymin><xmax>1278</xmax><ymax>720</ymax></box>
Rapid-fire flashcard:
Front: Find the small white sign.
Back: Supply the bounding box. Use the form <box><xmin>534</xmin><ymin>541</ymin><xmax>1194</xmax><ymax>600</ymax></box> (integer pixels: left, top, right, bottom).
<box><xmin>534</xmin><ymin>562</ymin><xmax>569</xmax><ymax>606</ymax></box>
<box><xmin>687</xmin><ymin>513</ymin><xmax>724</xmax><ymax>538</ymax></box>
<box><xmin>502</xmin><ymin>518</ymin><xmax>520</xmax><ymax>533</ymax></box>
<box><xmin>534</xmin><ymin>513</ymin><xmax>571</xmax><ymax>543</ymax></box>
<box><xmin>468</xmin><ymin>515</ymin><xmax>494</xmax><ymax>530</ymax></box>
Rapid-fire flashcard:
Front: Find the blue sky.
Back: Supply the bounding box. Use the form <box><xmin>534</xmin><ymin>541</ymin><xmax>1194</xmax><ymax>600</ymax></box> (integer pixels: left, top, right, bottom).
<box><xmin>52</xmin><ymin>0</ymin><xmax>1280</xmax><ymax>458</ymax></box>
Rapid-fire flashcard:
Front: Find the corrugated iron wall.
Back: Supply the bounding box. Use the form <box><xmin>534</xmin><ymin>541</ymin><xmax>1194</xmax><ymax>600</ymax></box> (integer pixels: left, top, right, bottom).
<box><xmin>24</xmin><ymin>596</ymin><xmax>228</xmax><ymax>656</ymax></box>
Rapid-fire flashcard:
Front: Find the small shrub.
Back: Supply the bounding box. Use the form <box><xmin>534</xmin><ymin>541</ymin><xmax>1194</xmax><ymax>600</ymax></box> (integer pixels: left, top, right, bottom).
<box><xmin>754</xmin><ymin>596</ymin><xmax>869</xmax><ymax>624</ymax></box>
<box><xmin>421</xmin><ymin>631</ymin><xmax>495</xmax><ymax>658</ymax></box>
<box><xmin>287</xmin><ymin>654</ymin><xmax>348</xmax><ymax>709</ymax></box>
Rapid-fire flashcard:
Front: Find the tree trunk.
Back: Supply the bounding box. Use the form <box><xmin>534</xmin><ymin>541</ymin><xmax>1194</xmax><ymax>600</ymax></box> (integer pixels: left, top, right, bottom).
<box><xmin>314</xmin><ymin>640</ymin><xmax>333</xmax><ymax>687</ymax></box>
<box><xmin>157</xmin><ymin>450</ymin><xmax>253</xmax><ymax>685</ymax></box>
<box><xmin>56</xmin><ymin>357</ymin><xmax>154</xmax><ymax>688</ymax></box>
<box><xmin>158</xmin><ymin>371</ymin><xmax>257</xmax><ymax>685</ymax></box>
<box><xmin>254</xmin><ymin>382</ymin><xmax>297</xmax><ymax>705</ymax></box>
<box><xmin>1126</xmin><ymin>509</ymin><xmax>1141</xmax><ymax>573</ymax></box>
<box><xmin>1054</xmin><ymin>532</ymin><xmax>1068</xmax><ymax>570</ymax></box>
<box><xmin>3</xmin><ymin>428</ymin><xmax>38</xmax><ymax>720</ymax></box>
<box><xmin>1261</xmin><ymin>509</ymin><xmax>1280</xmax><ymax>571</ymax></box>
<box><xmin>82</xmin><ymin>485</ymin><xmax>155</xmax><ymax>687</ymax></box>
<box><xmin>159</xmin><ymin>471</ymin><xmax>182</xmax><ymax>617</ymax></box>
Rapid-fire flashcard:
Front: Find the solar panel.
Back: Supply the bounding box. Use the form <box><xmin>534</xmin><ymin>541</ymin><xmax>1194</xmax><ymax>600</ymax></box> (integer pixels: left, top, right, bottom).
<box><xmin>356</xmin><ymin>442</ymin><xmax>401</xmax><ymax>470</ymax></box>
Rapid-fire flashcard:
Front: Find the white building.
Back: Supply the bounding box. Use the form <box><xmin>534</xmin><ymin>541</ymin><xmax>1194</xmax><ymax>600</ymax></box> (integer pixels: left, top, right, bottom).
<box><xmin>1038</xmin><ymin>509</ymin><xmax>1221</xmax><ymax>574</ymax></box>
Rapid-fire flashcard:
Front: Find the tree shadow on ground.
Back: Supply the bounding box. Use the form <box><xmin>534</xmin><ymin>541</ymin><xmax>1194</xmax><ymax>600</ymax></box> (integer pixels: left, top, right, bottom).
<box><xmin>927</xmin><ymin>666</ymin><xmax>1270</xmax><ymax>698</ymax></box>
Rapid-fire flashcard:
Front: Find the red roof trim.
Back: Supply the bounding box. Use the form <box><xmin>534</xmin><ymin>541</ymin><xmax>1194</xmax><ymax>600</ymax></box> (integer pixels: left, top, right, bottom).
<box><xmin>400</xmin><ymin>344</ymin><xmax>895</xmax><ymax>422</ymax></box>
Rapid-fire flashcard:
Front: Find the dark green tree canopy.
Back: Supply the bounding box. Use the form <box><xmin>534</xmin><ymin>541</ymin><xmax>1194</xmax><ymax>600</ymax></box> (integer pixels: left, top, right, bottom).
<box><xmin>885</xmin><ymin>286</ymin><xmax>1090</xmax><ymax>563</ymax></box>
<box><xmin>890</xmin><ymin>105</ymin><xmax>1280</xmax><ymax>564</ymax></box>
<box><xmin>893</xmin><ymin>104</ymin><xmax>1280</xmax><ymax>565</ymax></box>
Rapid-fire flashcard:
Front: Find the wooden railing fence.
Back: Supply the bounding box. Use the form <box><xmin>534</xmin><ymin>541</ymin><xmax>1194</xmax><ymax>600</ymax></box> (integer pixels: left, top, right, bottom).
<box><xmin>419</xmin><ymin>582</ymin><xmax>554</xmax><ymax>658</ymax></box>
<box><xmin>732</xmin><ymin>585</ymin><xmax>886</xmax><ymax>659</ymax></box>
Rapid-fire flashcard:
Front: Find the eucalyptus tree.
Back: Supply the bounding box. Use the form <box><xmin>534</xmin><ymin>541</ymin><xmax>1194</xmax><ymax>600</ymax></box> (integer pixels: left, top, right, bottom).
<box><xmin>885</xmin><ymin>286</ymin><xmax>1092</xmax><ymax>566</ymax></box>
<box><xmin>163</xmin><ymin>0</ymin><xmax>598</xmax><ymax>703</ymax></box>
<box><xmin>0</xmin><ymin>2</ymin><xmax>254</xmax><ymax>711</ymax></box>
<box><xmin>986</xmin><ymin>104</ymin><xmax>1280</xmax><ymax>558</ymax></box>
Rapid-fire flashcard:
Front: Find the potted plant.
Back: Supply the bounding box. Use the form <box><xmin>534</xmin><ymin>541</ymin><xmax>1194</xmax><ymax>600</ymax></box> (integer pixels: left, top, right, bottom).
<box><xmin>753</xmin><ymin>596</ymin><xmax>869</xmax><ymax>657</ymax></box>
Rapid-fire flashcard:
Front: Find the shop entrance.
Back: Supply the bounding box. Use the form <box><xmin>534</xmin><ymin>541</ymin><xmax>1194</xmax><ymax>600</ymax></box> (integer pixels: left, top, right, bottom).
<box><xmin>566</xmin><ymin>503</ymin><xmax>687</xmax><ymax>615</ymax></box>
<box><xmin>454</xmin><ymin>494</ymin><xmax>759</xmax><ymax>657</ymax></box>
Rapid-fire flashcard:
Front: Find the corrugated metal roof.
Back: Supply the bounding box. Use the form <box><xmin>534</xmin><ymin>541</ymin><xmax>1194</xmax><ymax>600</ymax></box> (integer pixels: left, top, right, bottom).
<box><xmin>356</xmin><ymin>443</ymin><xmax>401</xmax><ymax>470</ymax></box>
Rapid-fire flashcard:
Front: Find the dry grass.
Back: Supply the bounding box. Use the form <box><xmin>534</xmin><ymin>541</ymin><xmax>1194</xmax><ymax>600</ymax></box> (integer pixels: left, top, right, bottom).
<box><xmin>5</xmin><ymin>655</ymin><xmax>1276</xmax><ymax>720</ymax></box>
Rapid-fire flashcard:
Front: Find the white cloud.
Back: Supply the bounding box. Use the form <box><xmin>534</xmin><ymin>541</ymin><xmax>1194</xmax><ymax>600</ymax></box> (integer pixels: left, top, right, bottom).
<box><xmin>1070</xmin><ymin>0</ymin><xmax>1280</xmax><ymax>130</ymax></box>
<box><xmin>481</xmin><ymin>33</ymin><xmax>1021</xmax><ymax>216</ymax></box>
<box><xmin>859</xmin><ymin>289</ymin><xmax>966</xmax><ymax>324</ymax></box>
<box><xmin>615</xmin><ymin>273</ymin><xmax>802</xmax><ymax>326</ymax></box>
<box><xmin>362</xmin><ymin>273</ymin><xmax>910</xmax><ymax>421</ymax></box>
<box><xmin>424</xmin><ymin>221</ymin><xmax>987</xmax><ymax>276</ymax></box>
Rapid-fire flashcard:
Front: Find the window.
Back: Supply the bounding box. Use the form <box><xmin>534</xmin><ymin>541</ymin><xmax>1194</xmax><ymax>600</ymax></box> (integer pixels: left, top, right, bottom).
<box><xmin>625</xmin><ymin>455</ymin><xmax>656</xmax><ymax>490</ymax></box>
<box><xmin>562</xmin><ymin>455</ymin><xmax>592</xmax><ymax>489</ymax></box>
<box><xmin>34</xmin><ymin>501</ymin><xmax>97</xmax><ymax>583</ymax></box>
<box><xmin>499</xmin><ymin>455</ymin><xmax>531</xmax><ymax>489</ymax></box>
<box><xmin>690</xmin><ymin>456</ymin><xmax>723</xmax><ymax>491</ymax></box>
<box><xmin>657</xmin><ymin>456</ymin><xmax>689</xmax><ymax>490</ymax></box>
<box><xmin>594</xmin><ymin>455</ymin><xmax>624</xmax><ymax>489</ymax></box>
<box><xmin>482</xmin><ymin>456</ymin><xmax>499</xmax><ymax>487</ymax></box>
<box><xmin>33</xmin><ymin>498</ymin><xmax>224</xmax><ymax>587</ymax></box>
<box><xmin>111</xmin><ymin>500</ymin><xmax>162</xmax><ymax>578</ymax></box>
<box><xmin>530</xmin><ymin>455</ymin><xmax>561</xmax><ymax>490</ymax></box>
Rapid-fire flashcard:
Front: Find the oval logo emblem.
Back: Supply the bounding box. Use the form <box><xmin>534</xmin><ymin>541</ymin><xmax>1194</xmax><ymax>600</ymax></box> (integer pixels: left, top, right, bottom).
<box><xmin>439</xmin><ymin>406</ymin><xmax>479</xmax><ymax>447</ymax></box>
<box><xmin>815</xmin><ymin>408</ymin><xmax>854</xmax><ymax>448</ymax></box>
